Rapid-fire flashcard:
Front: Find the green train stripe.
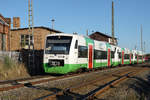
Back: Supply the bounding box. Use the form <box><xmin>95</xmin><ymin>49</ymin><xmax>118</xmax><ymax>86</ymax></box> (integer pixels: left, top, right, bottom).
<box><xmin>44</xmin><ymin>59</ymin><xmax>143</xmax><ymax>74</ymax></box>
<box><xmin>44</xmin><ymin>63</ymin><xmax>87</xmax><ymax>74</ymax></box>
<box><xmin>85</xmin><ymin>37</ymin><xmax>94</xmax><ymax>46</ymax></box>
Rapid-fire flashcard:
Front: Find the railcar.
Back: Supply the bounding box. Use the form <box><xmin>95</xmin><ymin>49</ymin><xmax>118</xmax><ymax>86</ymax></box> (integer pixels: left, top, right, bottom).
<box><xmin>138</xmin><ymin>51</ymin><xmax>144</xmax><ymax>63</ymax></box>
<box><xmin>43</xmin><ymin>33</ymin><xmax>144</xmax><ymax>74</ymax></box>
<box><xmin>132</xmin><ymin>50</ymin><xmax>137</xmax><ymax>64</ymax></box>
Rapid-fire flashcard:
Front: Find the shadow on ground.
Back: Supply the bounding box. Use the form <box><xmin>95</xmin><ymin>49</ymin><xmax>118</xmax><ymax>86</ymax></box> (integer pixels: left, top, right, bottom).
<box><xmin>24</xmin><ymin>83</ymin><xmax>84</xmax><ymax>100</ymax></box>
<box><xmin>129</xmin><ymin>73</ymin><xmax>150</xmax><ymax>100</ymax></box>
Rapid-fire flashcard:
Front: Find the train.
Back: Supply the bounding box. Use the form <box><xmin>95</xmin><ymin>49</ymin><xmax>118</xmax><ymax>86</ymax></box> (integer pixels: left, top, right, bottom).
<box><xmin>43</xmin><ymin>33</ymin><xmax>144</xmax><ymax>74</ymax></box>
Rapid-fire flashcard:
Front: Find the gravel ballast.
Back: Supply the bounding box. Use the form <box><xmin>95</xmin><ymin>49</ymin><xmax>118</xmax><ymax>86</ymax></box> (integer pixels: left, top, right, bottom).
<box><xmin>99</xmin><ymin>67</ymin><xmax>150</xmax><ymax>100</ymax></box>
<box><xmin>0</xmin><ymin>65</ymin><xmax>149</xmax><ymax>100</ymax></box>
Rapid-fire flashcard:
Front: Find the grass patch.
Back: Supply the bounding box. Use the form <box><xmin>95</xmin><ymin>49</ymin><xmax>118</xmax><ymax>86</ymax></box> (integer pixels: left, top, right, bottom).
<box><xmin>0</xmin><ymin>56</ymin><xmax>30</xmax><ymax>80</ymax></box>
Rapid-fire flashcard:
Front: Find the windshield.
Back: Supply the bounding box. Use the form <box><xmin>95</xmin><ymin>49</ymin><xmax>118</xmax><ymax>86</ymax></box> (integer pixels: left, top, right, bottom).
<box><xmin>45</xmin><ymin>36</ymin><xmax>72</xmax><ymax>54</ymax></box>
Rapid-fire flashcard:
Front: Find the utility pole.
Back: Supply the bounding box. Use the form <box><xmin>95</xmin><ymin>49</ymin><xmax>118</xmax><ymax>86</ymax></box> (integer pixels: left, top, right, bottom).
<box><xmin>135</xmin><ymin>45</ymin><xmax>136</xmax><ymax>50</ymax></box>
<box><xmin>51</xmin><ymin>19</ymin><xmax>55</xmax><ymax>29</ymax></box>
<box><xmin>28</xmin><ymin>0</ymin><xmax>35</xmax><ymax>75</ymax></box>
<box><xmin>144</xmin><ymin>41</ymin><xmax>145</xmax><ymax>53</ymax></box>
<box><xmin>86</xmin><ymin>29</ymin><xmax>88</xmax><ymax>36</ymax></box>
<box><xmin>28</xmin><ymin>0</ymin><xmax>34</xmax><ymax>49</ymax></box>
<box><xmin>112</xmin><ymin>1</ymin><xmax>115</xmax><ymax>45</ymax></box>
<box><xmin>141</xmin><ymin>24</ymin><xmax>143</xmax><ymax>53</ymax></box>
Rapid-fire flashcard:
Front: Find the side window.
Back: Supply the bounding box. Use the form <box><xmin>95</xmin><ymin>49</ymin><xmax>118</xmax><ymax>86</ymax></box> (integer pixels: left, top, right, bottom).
<box><xmin>111</xmin><ymin>51</ymin><xmax>115</xmax><ymax>58</ymax></box>
<box><xmin>94</xmin><ymin>50</ymin><xmax>102</xmax><ymax>59</ymax></box>
<box><xmin>78</xmin><ymin>46</ymin><xmax>88</xmax><ymax>58</ymax></box>
<box><xmin>94</xmin><ymin>50</ymin><xmax>107</xmax><ymax>59</ymax></box>
<box><xmin>21</xmin><ymin>34</ymin><xmax>33</xmax><ymax>47</ymax></box>
<box><xmin>124</xmin><ymin>54</ymin><xmax>127</xmax><ymax>59</ymax></box>
<box><xmin>131</xmin><ymin>54</ymin><xmax>133</xmax><ymax>59</ymax></box>
<box><xmin>21</xmin><ymin>35</ymin><xmax>25</xmax><ymax>47</ymax></box>
<box><xmin>135</xmin><ymin>54</ymin><xmax>138</xmax><ymax>59</ymax></box>
<box><xmin>75</xmin><ymin>40</ymin><xmax>78</xmax><ymax>49</ymax></box>
<box><xmin>139</xmin><ymin>56</ymin><xmax>142</xmax><ymax>59</ymax></box>
<box><xmin>118</xmin><ymin>52</ymin><xmax>121</xmax><ymax>58</ymax></box>
<box><xmin>1</xmin><ymin>34</ymin><xmax>6</xmax><ymax>51</ymax></box>
<box><xmin>102</xmin><ymin>51</ymin><xmax>107</xmax><ymax>59</ymax></box>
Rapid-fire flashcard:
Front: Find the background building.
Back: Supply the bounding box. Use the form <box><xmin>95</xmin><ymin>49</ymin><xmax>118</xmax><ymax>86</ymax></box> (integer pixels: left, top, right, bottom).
<box><xmin>0</xmin><ymin>14</ymin><xmax>11</xmax><ymax>51</ymax></box>
<box><xmin>89</xmin><ymin>31</ymin><xmax>118</xmax><ymax>45</ymax></box>
<box><xmin>0</xmin><ymin>14</ymin><xmax>62</xmax><ymax>51</ymax></box>
<box><xmin>11</xmin><ymin>26</ymin><xmax>62</xmax><ymax>51</ymax></box>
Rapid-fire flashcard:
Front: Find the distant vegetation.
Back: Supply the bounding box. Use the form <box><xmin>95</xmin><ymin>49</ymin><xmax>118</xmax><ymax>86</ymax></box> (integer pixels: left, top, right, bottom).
<box><xmin>0</xmin><ymin>56</ymin><xmax>30</xmax><ymax>80</ymax></box>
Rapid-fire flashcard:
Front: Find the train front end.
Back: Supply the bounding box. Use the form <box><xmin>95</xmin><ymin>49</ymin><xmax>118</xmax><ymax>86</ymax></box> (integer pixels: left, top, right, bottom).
<box><xmin>43</xmin><ymin>34</ymin><xmax>75</xmax><ymax>74</ymax></box>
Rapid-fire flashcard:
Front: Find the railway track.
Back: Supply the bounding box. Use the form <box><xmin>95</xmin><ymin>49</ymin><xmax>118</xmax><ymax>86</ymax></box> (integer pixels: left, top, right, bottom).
<box><xmin>0</xmin><ymin>64</ymin><xmax>130</xmax><ymax>92</ymax></box>
<box><xmin>37</xmin><ymin>66</ymin><xmax>149</xmax><ymax>100</ymax></box>
<box><xmin>0</xmin><ymin>63</ymin><xmax>149</xmax><ymax>100</ymax></box>
<box><xmin>0</xmin><ymin>75</ymin><xmax>52</xmax><ymax>85</ymax></box>
<box><xmin>85</xmin><ymin>68</ymin><xmax>146</xmax><ymax>100</ymax></box>
<box><xmin>0</xmin><ymin>63</ymin><xmax>144</xmax><ymax>86</ymax></box>
<box><xmin>0</xmin><ymin>68</ymin><xmax>102</xmax><ymax>92</ymax></box>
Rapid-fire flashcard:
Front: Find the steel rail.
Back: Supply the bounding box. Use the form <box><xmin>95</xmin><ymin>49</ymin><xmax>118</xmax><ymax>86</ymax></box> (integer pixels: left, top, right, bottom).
<box><xmin>84</xmin><ymin>68</ymin><xmax>147</xmax><ymax>100</ymax></box>
<box><xmin>0</xmin><ymin>68</ymin><xmax>104</xmax><ymax>92</ymax></box>
<box><xmin>0</xmin><ymin>75</ymin><xmax>51</xmax><ymax>85</ymax></box>
<box><xmin>39</xmin><ymin>67</ymin><xmax>139</xmax><ymax>100</ymax></box>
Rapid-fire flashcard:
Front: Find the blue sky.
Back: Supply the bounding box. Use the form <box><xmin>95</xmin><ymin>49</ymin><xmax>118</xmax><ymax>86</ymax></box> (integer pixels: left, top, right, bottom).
<box><xmin>0</xmin><ymin>0</ymin><xmax>150</xmax><ymax>53</ymax></box>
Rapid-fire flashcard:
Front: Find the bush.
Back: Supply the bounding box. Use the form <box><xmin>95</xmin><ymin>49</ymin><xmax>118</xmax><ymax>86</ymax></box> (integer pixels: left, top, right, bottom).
<box><xmin>0</xmin><ymin>56</ymin><xmax>30</xmax><ymax>80</ymax></box>
<box><xmin>3</xmin><ymin>56</ymin><xmax>14</xmax><ymax>69</ymax></box>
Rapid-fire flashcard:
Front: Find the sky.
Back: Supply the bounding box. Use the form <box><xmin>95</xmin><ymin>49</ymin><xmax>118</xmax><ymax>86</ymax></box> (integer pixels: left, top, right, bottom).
<box><xmin>0</xmin><ymin>0</ymin><xmax>150</xmax><ymax>53</ymax></box>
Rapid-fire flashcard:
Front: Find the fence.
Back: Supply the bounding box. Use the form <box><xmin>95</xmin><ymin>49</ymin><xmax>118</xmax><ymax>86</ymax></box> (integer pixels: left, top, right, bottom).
<box><xmin>0</xmin><ymin>51</ymin><xmax>20</xmax><ymax>61</ymax></box>
<box><xmin>19</xmin><ymin>49</ymin><xmax>44</xmax><ymax>75</ymax></box>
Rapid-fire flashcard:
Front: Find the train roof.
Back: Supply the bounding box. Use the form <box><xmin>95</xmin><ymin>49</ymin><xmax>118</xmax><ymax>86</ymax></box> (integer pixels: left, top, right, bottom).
<box><xmin>46</xmin><ymin>33</ymin><xmax>144</xmax><ymax>54</ymax></box>
<box><xmin>46</xmin><ymin>33</ymin><xmax>87</xmax><ymax>38</ymax></box>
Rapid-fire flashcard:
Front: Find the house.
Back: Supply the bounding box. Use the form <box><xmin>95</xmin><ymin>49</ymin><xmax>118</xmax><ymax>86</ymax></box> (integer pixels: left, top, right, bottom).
<box><xmin>89</xmin><ymin>31</ymin><xmax>118</xmax><ymax>45</ymax></box>
<box><xmin>0</xmin><ymin>14</ymin><xmax>11</xmax><ymax>51</ymax></box>
<box><xmin>10</xmin><ymin>26</ymin><xmax>62</xmax><ymax>51</ymax></box>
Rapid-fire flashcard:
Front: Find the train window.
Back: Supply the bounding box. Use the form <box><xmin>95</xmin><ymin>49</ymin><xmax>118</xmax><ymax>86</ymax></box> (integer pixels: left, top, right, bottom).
<box><xmin>118</xmin><ymin>52</ymin><xmax>121</xmax><ymax>58</ymax></box>
<box><xmin>78</xmin><ymin>46</ymin><xmax>88</xmax><ymax>58</ymax></box>
<box><xmin>124</xmin><ymin>54</ymin><xmax>126</xmax><ymax>59</ymax></box>
<box><xmin>94</xmin><ymin>50</ymin><xmax>107</xmax><ymax>59</ymax></box>
<box><xmin>138</xmin><ymin>56</ymin><xmax>142</xmax><ymax>59</ymax></box>
<box><xmin>131</xmin><ymin>54</ymin><xmax>133</xmax><ymax>59</ymax></box>
<box><xmin>111</xmin><ymin>51</ymin><xmax>115</xmax><ymax>58</ymax></box>
<box><xmin>75</xmin><ymin>40</ymin><xmax>78</xmax><ymax>49</ymax></box>
<box><xmin>124</xmin><ymin>54</ymin><xmax>129</xmax><ymax>59</ymax></box>
<box><xmin>94</xmin><ymin>50</ymin><xmax>102</xmax><ymax>59</ymax></box>
<box><xmin>103</xmin><ymin>51</ymin><xmax>107</xmax><ymax>59</ymax></box>
<box><xmin>135</xmin><ymin>55</ymin><xmax>138</xmax><ymax>59</ymax></box>
<box><xmin>45</xmin><ymin>36</ymin><xmax>72</xmax><ymax>54</ymax></box>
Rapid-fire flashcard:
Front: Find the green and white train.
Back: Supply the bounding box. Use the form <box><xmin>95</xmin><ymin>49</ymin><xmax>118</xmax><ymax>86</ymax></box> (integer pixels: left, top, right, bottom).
<box><xmin>43</xmin><ymin>33</ymin><xmax>144</xmax><ymax>74</ymax></box>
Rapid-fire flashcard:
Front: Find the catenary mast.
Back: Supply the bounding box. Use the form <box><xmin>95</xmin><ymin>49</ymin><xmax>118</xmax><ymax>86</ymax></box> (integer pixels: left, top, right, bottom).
<box><xmin>112</xmin><ymin>1</ymin><xmax>115</xmax><ymax>45</ymax></box>
<box><xmin>28</xmin><ymin>0</ymin><xmax>34</xmax><ymax>74</ymax></box>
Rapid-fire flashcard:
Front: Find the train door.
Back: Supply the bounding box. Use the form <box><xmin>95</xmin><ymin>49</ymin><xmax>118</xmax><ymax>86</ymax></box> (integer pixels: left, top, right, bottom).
<box><xmin>142</xmin><ymin>56</ymin><xmax>143</xmax><ymax>63</ymax></box>
<box><xmin>74</xmin><ymin>40</ymin><xmax>78</xmax><ymax>64</ymax></box>
<box><xmin>115</xmin><ymin>48</ymin><xmax>119</xmax><ymax>66</ymax></box>
<box><xmin>108</xmin><ymin>49</ymin><xmax>111</xmax><ymax>67</ymax></box>
<box><xmin>88</xmin><ymin>44</ymin><xmax>93</xmax><ymax>69</ymax></box>
<box><xmin>130</xmin><ymin>53</ymin><xmax>131</xmax><ymax>64</ymax></box>
<box><xmin>122</xmin><ymin>51</ymin><xmax>124</xmax><ymax>64</ymax></box>
<box><xmin>137</xmin><ymin>55</ymin><xmax>138</xmax><ymax>64</ymax></box>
